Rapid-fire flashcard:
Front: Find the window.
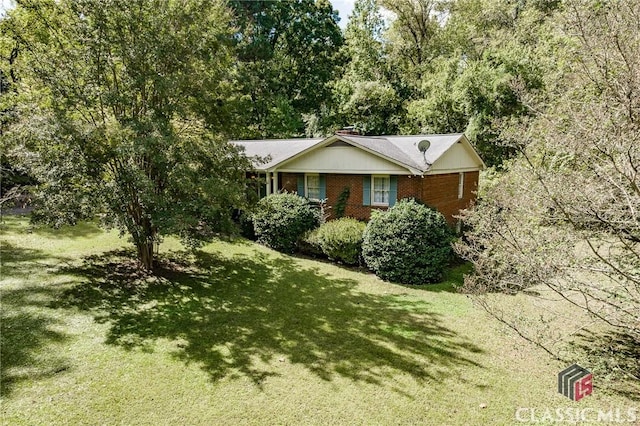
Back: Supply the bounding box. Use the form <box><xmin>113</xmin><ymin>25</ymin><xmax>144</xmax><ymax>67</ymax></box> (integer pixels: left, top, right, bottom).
<box><xmin>458</xmin><ymin>172</ymin><xmax>464</xmax><ymax>199</ymax></box>
<box><xmin>306</xmin><ymin>174</ymin><xmax>320</xmax><ymax>200</ymax></box>
<box><xmin>364</xmin><ymin>175</ymin><xmax>396</xmax><ymax>207</ymax></box>
<box><xmin>372</xmin><ymin>175</ymin><xmax>390</xmax><ymax>206</ymax></box>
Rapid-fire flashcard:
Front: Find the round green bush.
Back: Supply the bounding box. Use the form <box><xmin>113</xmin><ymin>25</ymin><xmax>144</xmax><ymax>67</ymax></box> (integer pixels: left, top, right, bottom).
<box><xmin>312</xmin><ymin>217</ymin><xmax>366</xmax><ymax>265</ymax></box>
<box><xmin>300</xmin><ymin>228</ymin><xmax>324</xmax><ymax>257</ymax></box>
<box><xmin>252</xmin><ymin>192</ymin><xmax>321</xmax><ymax>253</ymax></box>
<box><xmin>362</xmin><ymin>199</ymin><xmax>453</xmax><ymax>284</ymax></box>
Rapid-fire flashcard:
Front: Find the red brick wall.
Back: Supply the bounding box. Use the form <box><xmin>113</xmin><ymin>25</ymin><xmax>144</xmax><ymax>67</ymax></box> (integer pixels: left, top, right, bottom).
<box><xmin>275</xmin><ymin>171</ymin><xmax>479</xmax><ymax>224</ymax></box>
<box><xmin>418</xmin><ymin>171</ymin><xmax>478</xmax><ymax>224</ymax></box>
<box><xmin>325</xmin><ymin>174</ymin><xmax>387</xmax><ymax>220</ymax></box>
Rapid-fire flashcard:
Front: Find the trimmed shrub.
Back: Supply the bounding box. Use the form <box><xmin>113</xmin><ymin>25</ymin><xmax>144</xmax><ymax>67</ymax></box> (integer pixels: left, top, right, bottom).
<box><xmin>252</xmin><ymin>192</ymin><xmax>321</xmax><ymax>253</ymax></box>
<box><xmin>299</xmin><ymin>228</ymin><xmax>324</xmax><ymax>257</ymax></box>
<box><xmin>312</xmin><ymin>218</ymin><xmax>365</xmax><ymax>265</ymax></box>
<box><xmin>362</xmin><ymin>199</ymin><xmax>453</xmax><ymax>284</ymax></box>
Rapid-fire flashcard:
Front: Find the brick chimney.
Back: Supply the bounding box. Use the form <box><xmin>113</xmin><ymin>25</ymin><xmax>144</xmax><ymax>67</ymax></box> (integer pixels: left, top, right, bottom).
<box><xmin>335</xmin><ymin>126</ymin><xmax>360</xmax><ymax>136</ymax></box>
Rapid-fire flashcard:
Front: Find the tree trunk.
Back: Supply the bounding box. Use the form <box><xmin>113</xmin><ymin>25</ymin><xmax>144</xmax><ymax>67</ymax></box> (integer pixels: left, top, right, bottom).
<box><xmin>135</xmin><ymin>215</ymin><xmax>158</xmax><ymax>271</ymax></box>
<box><xmin>137</xmin><ymin>241</ymin><xmax>155</xmax><ymax>271</ymax></box>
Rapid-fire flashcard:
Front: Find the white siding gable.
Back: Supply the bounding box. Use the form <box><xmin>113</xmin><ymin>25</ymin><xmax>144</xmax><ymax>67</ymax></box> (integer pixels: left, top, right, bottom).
<box><xmin>428</xmin><ymin>141</ymin><xmax>483</xmax><ymax>174</ymax></box>
<box><xmin>278</xmin><ymin>145</ymin><xmax>410</xmax><ymax>174</ymax></box>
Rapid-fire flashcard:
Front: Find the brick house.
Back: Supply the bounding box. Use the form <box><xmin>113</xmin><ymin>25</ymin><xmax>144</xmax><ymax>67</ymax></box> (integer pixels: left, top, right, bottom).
<box><xmin>232</xmin><ymin>132</ymin><xmax>484</xmax><ymax>224</ymax></box>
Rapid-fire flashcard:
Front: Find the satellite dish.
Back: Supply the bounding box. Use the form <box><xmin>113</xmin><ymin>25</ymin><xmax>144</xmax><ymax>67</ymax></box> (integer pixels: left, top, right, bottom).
<box><xmin>417</xmin><ymin>139</ymin><xmax>431</xmax><ymax>153</ymax></box>
<box><xmin>417</xmin><ymin>139</ymin><xmax>432</xmax><ymax>166</ymax></box>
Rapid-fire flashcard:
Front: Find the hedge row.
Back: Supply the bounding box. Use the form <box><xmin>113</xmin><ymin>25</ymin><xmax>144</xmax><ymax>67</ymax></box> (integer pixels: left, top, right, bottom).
<box><xmin>243</xmin><ymin>193</ymin><xmax>453</xmax><ymax>284</ymax></box>
<box><xmin>304</xmin><ymin>218</ymin><xmax>365</xmax><ymax>265</ymax></box>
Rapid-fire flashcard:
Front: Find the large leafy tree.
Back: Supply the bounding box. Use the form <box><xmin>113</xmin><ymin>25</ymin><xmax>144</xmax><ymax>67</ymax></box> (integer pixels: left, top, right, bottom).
<box><xmin>0</xmin><ymin>28</ymin><xmax>27</xmax><ymax>203</ymax></box>
<box><xmin>342</xmin><ymin>0</ymin><xmax>387</xmax><ymax>82</ymax></box>
<box><xmin>3</xmin><ymin>0</ymin><xmax>251</xmax><ymax>270</ymax></box>
<box><xmin>230</xmin><ymin>0</ymin><xmax>343</xmax><ymax>138</ymax></box>
<box><xmin>381</xmin><ymin>0</ymin><xmax>445</xmax><ymax>84</ymax></box>
<box><xmin>458</xmin><ymin>0</ymin><xmax>640</xmax><ymax>354</ymax></box>
<box><xmin>394</xmin><ymin>0</ymin><xmax>556</xmax><ymax>166</ymax></box>
<box><xmin>329</xmin><ymin>0</ymin><xmax>404</xmax><ymax>135</ymax></box>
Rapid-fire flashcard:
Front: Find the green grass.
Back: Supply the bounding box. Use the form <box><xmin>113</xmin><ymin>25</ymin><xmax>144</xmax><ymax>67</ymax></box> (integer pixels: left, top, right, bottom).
<box><xmin>1</xmin><ymin>216</ymin><xmax>637</xmax><ymax>425</ymax></box>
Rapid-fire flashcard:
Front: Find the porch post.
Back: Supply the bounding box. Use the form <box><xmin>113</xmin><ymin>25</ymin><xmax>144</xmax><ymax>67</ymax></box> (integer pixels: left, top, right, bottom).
<box><xmin>265</xmin><ymin>172</ymin><xmax>271</xmax><ymax>196</ymax></box>
<box><xmin>273</xmin><ymin>171</ymin><xmax>279</xmax><ymax>194</ymax></box>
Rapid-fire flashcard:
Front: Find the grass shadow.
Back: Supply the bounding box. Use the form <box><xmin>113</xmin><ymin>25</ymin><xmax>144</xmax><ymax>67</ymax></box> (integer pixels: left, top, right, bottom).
<box><xmin>1</xmin><ymin>216</ymin><xmax>103</xmax><ymax>240</ymax></box>
<box><xmin>56</xmin><ymin>248</ymin><xmax>484</xmax><ymax>390</ymax></box>
<box><xmin>1</xmin><ymin>245</ymin><xmax>72</xmax><ymax>397</ymax></box>
<box><xmin>398</xmin><ymin>263</ymin><xmax>472</xmax><ymax>293</ymax></box>
<box><xmin>1</xmin><ymin>288</ymin><xmax>71</xmax><ymax>397</ymax></box>
<box><xmin>568</xmin><ymin>331</ymin><xmax>640</xmax><ymax>401</ymax></box>
<box><xmin>1</xmin><ymin>241</ymin><xmax>71</xmax><ymax>279</ymax></box>
<box><xmin>1</xmin><ymin>242</ymin><xmax>75</xmax><ymax>397</ymax></box>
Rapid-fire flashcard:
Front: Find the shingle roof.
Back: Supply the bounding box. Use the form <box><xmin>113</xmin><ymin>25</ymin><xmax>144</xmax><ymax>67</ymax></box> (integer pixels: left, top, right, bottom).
<box><xmin>231</xmin><ymin>133</ymin><xmax>476</xmax><ymax>173</ymax></box>
<box><xmin>336</xmin><ymin>135</ymin><xmax>424</xmax><ymax>171</ymax></box>
<box><xmin>232</xmin><ymin>138</ymin><xmax>323</xmax><ymax>170</ymax></box>
<box><xmin>339</xmin><ymin>134</ymin><xmax>465</xmax><ymax>172</ymax></box>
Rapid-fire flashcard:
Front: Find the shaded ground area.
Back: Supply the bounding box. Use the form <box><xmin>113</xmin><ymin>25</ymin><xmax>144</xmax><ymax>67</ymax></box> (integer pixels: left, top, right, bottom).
<box><xmin>0</xmin><ymin>218</ymin><xmax>103</xmax><ymax>240</ymax></box>
<box><xmin>1</xmin><ymin>243</ymin><xmax>70</xmax><ymax>396</ymax></box>
<box><xmin>2</xmin><ymin>216</ymin><xmax>637</xmax><ymax>424</ymax></box>
<box><xmin>0</xmin><ymin>207</ymin><xmax>34</xmax><ymax>216</ymax></box>
<box><xmin>55</xmin><ymin>249</ymin><xmax>483</xmax><ymax>388</ymax></box>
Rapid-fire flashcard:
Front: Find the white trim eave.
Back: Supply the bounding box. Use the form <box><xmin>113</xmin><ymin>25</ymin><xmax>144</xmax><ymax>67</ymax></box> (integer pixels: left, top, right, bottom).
<box><xmin>333</xmin><ymin>135</ymin><xmax>424</xmax><ymax>175</ymax></box>
<box><xmin>425</xmin><ymin>167</ymin><xmax>483</xmax><ymax>175</ymax></box>
<box><xmin>463</xmin><ymin>134</ymin><xmax>486</xmax><ymax>169</ymax></box>
<box><xmin>253</xmin><ymin>166</ymin><xmax>480</xmax><ymax>175</ymax></box>
<box><xmin>276</xmin><ymin>168</ymin><xmax>416</xmax><ymax>175</ymax></box>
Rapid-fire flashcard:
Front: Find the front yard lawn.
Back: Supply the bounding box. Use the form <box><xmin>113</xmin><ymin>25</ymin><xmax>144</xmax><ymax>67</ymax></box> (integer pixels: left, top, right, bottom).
<box><xmin>0</xmin><ymin>216</ymin><xmax>637</xmax><ymax>425</ymax></box>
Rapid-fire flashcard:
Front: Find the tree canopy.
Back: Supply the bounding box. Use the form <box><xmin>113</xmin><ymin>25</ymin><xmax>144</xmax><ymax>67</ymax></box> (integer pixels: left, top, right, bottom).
<box><xmin>457</xmin><ymin>0</ymin><xmax>640</xmax><ymax>352</ymax></box>
<box><xmin>229</xmin><ymin>0</ymin><xmax>344</xmax><ymax>139</ymax></box>
<box><xmin>296</xmin><ymin>0</ymin><xmax>559</xmax><ymax>166</ymax></box>
<box><xmin>2</xmin><ymin>0</ymin><xmax>251</xmax><ymax>270</ymax></box>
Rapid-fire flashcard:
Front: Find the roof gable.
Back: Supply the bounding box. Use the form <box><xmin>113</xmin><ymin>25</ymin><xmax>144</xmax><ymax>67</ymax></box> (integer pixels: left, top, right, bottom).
<box><xmin>231</xmin><ymin>133</ymin><xmax>484</xmax><ymax>174</ymax></box>
<box><xmin>429</xmin><ymin>136</ymin><xmax>486</xmax><ymax>173</ymax></box>
<box><xmin>277</xmin><ymin>141</ymin><xmax>411</xmax><ymax>174</ymax></box>
<box><xmin>335</xmin><ymin>135</ymin><xmax>424</xmax><ymax>173</ymax></box>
